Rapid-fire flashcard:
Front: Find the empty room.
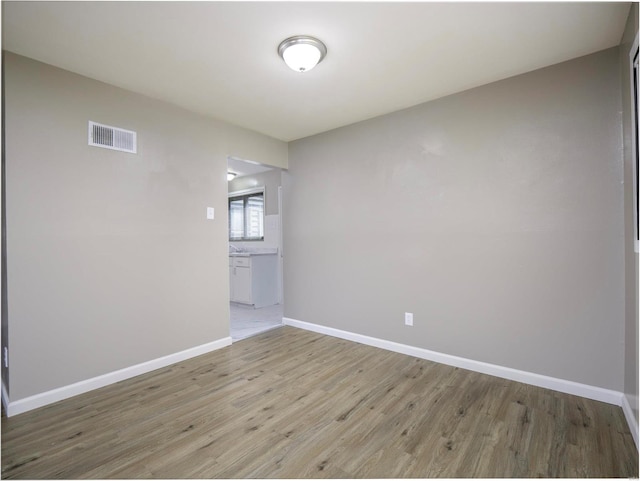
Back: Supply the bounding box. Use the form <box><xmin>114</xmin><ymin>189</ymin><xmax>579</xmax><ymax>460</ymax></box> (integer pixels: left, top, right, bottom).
<box><xmin>1</xmin><ymin>1</ymin><xmax>639</xmax><ymax>478</ymax></box>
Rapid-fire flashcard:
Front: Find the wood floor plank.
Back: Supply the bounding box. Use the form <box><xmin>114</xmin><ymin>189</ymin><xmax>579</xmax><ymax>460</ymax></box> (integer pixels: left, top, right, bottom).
<box><xmin>2</xmin><ymin>326</ymin><xmax>637</xmax><ymax>478</ymax></box>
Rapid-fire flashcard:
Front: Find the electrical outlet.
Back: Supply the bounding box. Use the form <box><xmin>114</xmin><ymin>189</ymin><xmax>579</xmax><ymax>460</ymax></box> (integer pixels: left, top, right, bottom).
<box><xmin>405</xmin><ymin>312</ymin><xmax>413</xmax><ymax>326</ymax></box>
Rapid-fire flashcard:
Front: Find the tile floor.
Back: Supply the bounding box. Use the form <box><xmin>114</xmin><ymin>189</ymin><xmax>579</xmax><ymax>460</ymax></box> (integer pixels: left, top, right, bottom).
<box><xmin>230</xmin><ymin>303</ymin><xmax>283</xmax><ymax>341</ymax></box>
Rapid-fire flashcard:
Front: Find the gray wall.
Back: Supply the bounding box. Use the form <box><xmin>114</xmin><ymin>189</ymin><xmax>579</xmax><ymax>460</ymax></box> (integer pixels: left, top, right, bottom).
<box><xmin>284</xmin><ymin>47</ymin><xmax>625</xmax><ymax>390</ymax></box>
<box><xmin>3</xmin><ymin>52</ymin><xmax>287</xmax><ymax>401</ymax></box>
<box><xmin>620</xmin><ymin>3</ymin><xmax>639</xmax><ymax>423</ymax></box>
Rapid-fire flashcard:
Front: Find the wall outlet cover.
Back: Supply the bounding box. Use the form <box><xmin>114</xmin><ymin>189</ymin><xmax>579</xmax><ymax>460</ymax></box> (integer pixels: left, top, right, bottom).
<box><xmin>405</xmin><ymin>312</ymin><xmax>413</xmax><ymax>326</ymax></box>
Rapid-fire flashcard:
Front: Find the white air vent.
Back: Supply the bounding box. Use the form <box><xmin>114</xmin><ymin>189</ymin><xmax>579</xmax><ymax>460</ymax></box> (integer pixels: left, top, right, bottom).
<box><xmin>88</xmin><ymin>121</ymin><xmax>137</xmax><ymax>154</ymax></box>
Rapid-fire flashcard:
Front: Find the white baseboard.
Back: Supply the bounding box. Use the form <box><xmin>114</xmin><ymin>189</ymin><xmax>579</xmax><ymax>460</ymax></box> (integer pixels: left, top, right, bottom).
<box><xmin>622</xmin><ymin>393</ymin><xmax>639</xmax><ymax>448</ymax></box>
<box><xmin>4</xmin><ymin>336</ymin><xmax>232</xmax><ymax>417</ymax></box>
<box><xmin>283</xmin><ymin>317</ymin><xmax>623</xmax><ymax>407</ymax></box>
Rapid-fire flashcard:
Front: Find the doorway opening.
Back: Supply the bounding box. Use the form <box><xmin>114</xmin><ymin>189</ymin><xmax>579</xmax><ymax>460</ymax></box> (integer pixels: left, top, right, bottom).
<box><xmin>227</xmin><ymin>156</ymin><xmax>284</xmax><ymax>341</ymax></box>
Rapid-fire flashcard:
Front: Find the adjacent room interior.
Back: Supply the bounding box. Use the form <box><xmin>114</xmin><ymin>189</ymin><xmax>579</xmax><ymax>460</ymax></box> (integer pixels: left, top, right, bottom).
<box><xmin>227</xmin><ymin>157</ymin><xmax>284</xmax><ymax>341</ymax></box>
<box><xmin>1</xmin><ymin>1</ymin><xmax>638</xmax><ymax>478</ymax></box>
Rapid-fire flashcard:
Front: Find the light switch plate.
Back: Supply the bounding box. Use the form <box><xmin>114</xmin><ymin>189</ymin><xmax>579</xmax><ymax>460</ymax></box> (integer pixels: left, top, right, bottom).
<box><xmin>207</xmin><ymin>207</ymin><xmax>215</xmax><ymax>220</ymax></box>
<box><xmin>405</xmin><ymin>312</ymin><xmax>413</xmax><ymax>326</ymax></box>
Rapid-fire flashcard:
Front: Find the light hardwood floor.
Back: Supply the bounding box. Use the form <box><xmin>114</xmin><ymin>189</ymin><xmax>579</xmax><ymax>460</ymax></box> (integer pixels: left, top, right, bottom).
<box><xmin>2</xmin><ymin>326</ymin><xmax>638</xmax><ymax>478</ymax></box>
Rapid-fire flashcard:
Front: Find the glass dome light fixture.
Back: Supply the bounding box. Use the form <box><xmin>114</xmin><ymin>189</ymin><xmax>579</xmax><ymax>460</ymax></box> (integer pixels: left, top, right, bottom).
<box><xmin>278</xmin><ymin>35</ymin><xmax>327</xmax><ymax>73</ymax></box>
<box><xmin>227</xmin><ymin>172</ymin><xmax>237</xmax><ymax>181</ymax></box>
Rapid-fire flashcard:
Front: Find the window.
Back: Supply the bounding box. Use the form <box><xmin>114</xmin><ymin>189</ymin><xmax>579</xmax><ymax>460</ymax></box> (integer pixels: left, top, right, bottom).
<box><xmin>229</xmin><ymin>190</ymin><xmax>264</xmax><ymax>241</ymax></box>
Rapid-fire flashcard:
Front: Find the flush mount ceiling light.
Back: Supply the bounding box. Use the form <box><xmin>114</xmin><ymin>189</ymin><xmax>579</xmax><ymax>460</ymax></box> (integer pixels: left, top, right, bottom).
<box><xmin>227</xmin><ymin>172</ymin><xmax>237</xmax><ymax>181</ymax></box>
<box><xmin>278</xmin><ymin>35</ymin><xmax>327</xmax><ymax>73</ymax></box>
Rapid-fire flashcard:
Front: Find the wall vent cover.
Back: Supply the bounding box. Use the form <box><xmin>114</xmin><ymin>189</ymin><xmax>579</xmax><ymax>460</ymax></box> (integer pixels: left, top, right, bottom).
<box><xmin>88</xmin><ymin>121</ymin><xmax>137</xmax><ymax>154</ymax></box>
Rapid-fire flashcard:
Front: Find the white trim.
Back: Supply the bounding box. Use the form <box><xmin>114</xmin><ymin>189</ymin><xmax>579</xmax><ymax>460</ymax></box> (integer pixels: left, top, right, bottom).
<box><xmin>2</xmin><ymin>381</ymin><xmax>9</xmax><ymax>413</ymax></box>
<box><xmin>4</xmin><ymin>337</ymin><xmax>232</xmax><ymax>417</ymax></box>
<box><xmin>622</xmin><ymin>393</ymin><xmax>639</xmax><ymax>449</ymax></box>
<box><xmin>283</xmin><ymin>317</ymin><xmax>623</xmax><ymax>406</ymax></box>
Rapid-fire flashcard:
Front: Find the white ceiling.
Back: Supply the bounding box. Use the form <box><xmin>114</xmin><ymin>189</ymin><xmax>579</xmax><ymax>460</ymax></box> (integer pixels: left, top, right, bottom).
<box><xmin>2</xmin><ymin>1</ymin><xmax>631</xmax><ymax>142</ymax></box>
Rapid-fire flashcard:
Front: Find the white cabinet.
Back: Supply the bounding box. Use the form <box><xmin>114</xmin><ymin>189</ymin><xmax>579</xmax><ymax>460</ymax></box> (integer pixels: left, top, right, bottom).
<box><xmin>229</xmin><ymin>254</ymin><xmax>278</xmax><ymax>308</ymax></box>
<box><xmin>232</xmin><ymin>258</ymin><xmax>252</xmax><ymax>304</ymax></box>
